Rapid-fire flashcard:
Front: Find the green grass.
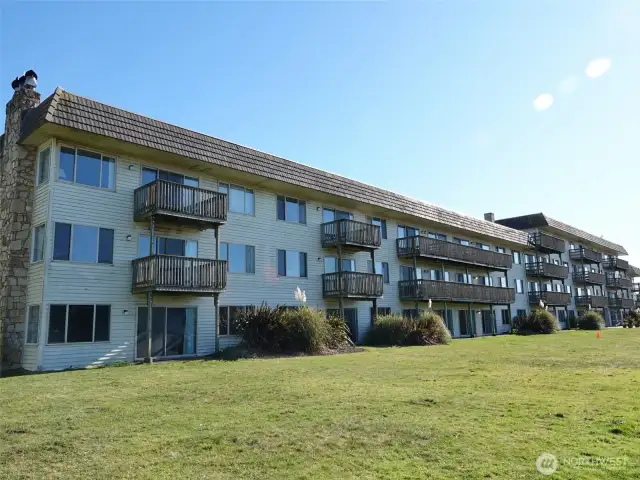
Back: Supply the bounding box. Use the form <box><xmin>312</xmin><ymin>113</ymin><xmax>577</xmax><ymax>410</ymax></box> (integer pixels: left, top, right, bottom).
<box><xmin>2</xmin><ymin>330</ymin><xmax>640</xmax><ymax>479</ymax></box>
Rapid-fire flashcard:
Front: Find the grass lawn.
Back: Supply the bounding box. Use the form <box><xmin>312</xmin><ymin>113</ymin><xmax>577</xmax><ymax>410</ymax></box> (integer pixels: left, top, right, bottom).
<box><xmin>2</xmin><ymin>330</ymin><xmax>640</xmax><ymax>479</ymax></box>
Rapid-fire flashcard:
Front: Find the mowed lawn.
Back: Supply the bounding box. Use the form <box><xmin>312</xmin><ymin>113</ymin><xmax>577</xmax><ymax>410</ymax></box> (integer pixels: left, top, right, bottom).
<box><xmin>2</xmin><ymin>331</ymin><xmax>640</xmax><ymax>479</ymax></box>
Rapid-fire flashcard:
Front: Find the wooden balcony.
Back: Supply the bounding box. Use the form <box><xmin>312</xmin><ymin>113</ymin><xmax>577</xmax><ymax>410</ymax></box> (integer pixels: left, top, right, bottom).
<box><xmin>398</xmin><ymin>279</ymin><xmax>515</xmax><ymax>304</ymax></box>
<box><xmin>572</xmin><ymin>271</ymin><xmax>605</xmax><ymax>285</ymax></box>
<box><xmin>528</xmin><ymin>291</ymin><xmax>571</xmax><ymax>306</ymax></box>
<box><xmin>134</xmin><ymin>180</ymin><xmax>227</xmax><ymax>228</ymax></box>
<box><xmin>608</xmin><ymin>297</ymin><xmax>634</xmax><ymax>309</ymax></box>
<box><xmin>396</xmin><ymin>236</ymin><xmax>513</xmax><ymax>271</ymax></box>
<box><xmin>569</xmin><ymin>247</ymin><xmax>602</xmax><ymax>264</ymax></box>
<box><xmin>603</xmin><ymin>257</ymin><xmax>629</xmax><ymax>271</ymax></box>
<box><xmin>575</xmin><ymin>295</ymin><xmax>607</xmax><ymax>308</ymax></box>
<box><xmin>132</xmin><ymin>255</ymin><xmax>226</xmax><ymax>295</ymax></box>
<box><xmin>525</xmin><ymin>262</ymin><xmax>569</xmax><ymax>279</ymax></box>
<box><xmin>529</xmin><ymin>232</ymin><xmax>565</xmax><ymax>254</ymax></box>
<box><xmin>322</xmin><ymin>272</ymin><xmax>383</xmax><ymax>299</ymax></box>
<box><xmin>321</xmin><ymin>219</ymin><xmax>381</xmax><ymax>250</ymax></box>
<box><xmin>605</xmin><ymin>274</ymin><xmax>632</xmax><ymax>290</ymax></box>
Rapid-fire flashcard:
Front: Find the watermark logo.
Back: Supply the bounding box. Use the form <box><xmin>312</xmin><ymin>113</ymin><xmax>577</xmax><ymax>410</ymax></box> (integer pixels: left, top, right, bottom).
<box><xmin>536</xmin><ymin>453</ymin><xmax>559</xmax><ymax>476</ymax></box>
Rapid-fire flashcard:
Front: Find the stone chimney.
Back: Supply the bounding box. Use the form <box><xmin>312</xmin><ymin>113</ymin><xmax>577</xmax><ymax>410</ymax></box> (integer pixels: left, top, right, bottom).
<box><xmin>484</xmin><ymin>212</ymin><xmax>495</xmax><ymax>223</ymax></box>
<box><xmin>0</xmin><ymin>71</ymin><xmax>40</xmax><ymax>371</ymax></box>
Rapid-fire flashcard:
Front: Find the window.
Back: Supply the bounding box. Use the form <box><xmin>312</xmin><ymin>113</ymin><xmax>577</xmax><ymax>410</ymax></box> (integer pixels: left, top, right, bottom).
<box><xmin>496</xmin><ymin>247</ymin><xmax>505</xmax><ymax>254</ymax></box>
<box><xmin>472</xmin><ymin>242</ymin><xmax>490</xmax><ymax>251</ymax></box>
<box><xmin>219</xmin><ymin>306</ymin><xmax>252</xmax><ymax>336</ymax></box>
<box><xmin>428</xmin><ymin>232</ymin><xmax>447</xmax><ymax>241</ymax></box>
<box><xmin>138</xmin><ymin>235</ymin><xmax>198</xmax><ymax>258</ymax></box>
<box><xmin>454</xmin><ymin>237</ymin><xmax>470</xmax><ymax>246</ymax></box>
<box><xmin>136</xmin><ymin>306</ymin><xmax>197</xmax><ymax>357</ymax></box>
<box><xmin>367</xmin><ymin>261</ymin><xmax>389</xmax><ymax>283</ymax></box>
<box><xmin>565</xmin><ymin>285</ymin><xmax>571</xmax><ymax>294</ymax></box>
<box><xmin>31</xmin><ymin>224</ymin><xmax>45</xmax><ymax>262</ymax></box>
<box><xmin>48</xmin><ymin>304</ymin><xmax>110</xmax><ymax>343</ymax></box>
<box><xmin>368</xmin><ymin>217</ymin><xmax>387</xmax><ymax>239</ymax></box>
<box><xmin>53</xmin><ymin>223</ymin><xmax>113</xmax><ymax>264</ymax></box>
<box><xmin>501</xmin><ymin>310</ymin><xmax>510</xmax><ymax>325</ymax></box>
<box><xmin>220</xmin><ymin>243</ymin><xmax>255</xmax><ymax>273</ymax></box>
<box><xmin>430</xmin><ymin>269</ymin><xmax>450</xmax><ymax>281</ymax></box>
<box><xmin>324</xmin><ymin>257</ymin><xmax>355</xmax><ymax>273</ymax></box>
<box><xmin>141</xmin><ymin>167</ymin><xmax>198</xmax><ymax>187</ymax></box>
<box><xmin>456</xmin><ymin>273</ymin><xmax>472</xmax><ymax>284</ymax></box>
<box><xmin>371</xmin><ymin>307</ymin><xmax>391</xmax><ymax>318</ymax></box>
<box><xmin>277</xmin><ymin>196</ymin><xmax>306</xmax><ymax>224</ymax></box>
<box><xmin>513</xmin><ymin>251</ymin><xmax>521</xmax><ymax>264</ymax></box>
<box><xmin>323</xmin><ymin>208</ymin><xmax>353</xmax><ymax>222</ymax></box>
<box><xmin>277</xmin><ymin>250</ymin><xmax>307</xmax><ymax>277</ymax></box>
<box><xmin>219</xmin><ymin>183</ymin><xmax>254</xmax><ymax>214</ymax></box>
<box><xmin>58</xmin><ymin>146</ymin><xmax>115</xmax><ymax>189</ymax></box>
<box><xmin>37</xmin><ymin>147</ymin><xmax>50</xmax><ymax>185</ymax></box>
<box><xmin>400</xmin><ymin>265</ymin><xmax>421</xmax><ymax>281</ymax></box>
<box><xmin>529</xmin><ymin>282</ymin><xmax>540</xmax><ymax>292</ymax></box>
<box><xmin>516</xmin><ymin>309</ymin><xmax>527</xmax><ymax>318</ymax></box>
<box><xmin>554</xmin><ymin>284</ymin><xmax>562</xmax><ymax>292</ymax></box>
<box><xmin>26</xmin><ymin>305</ymin><xmax>40</xmax><ymax>344</ymax></box>
<box><xmin>403</xmin><ymin>309</ymin><xmax>421</xmax><ymax>319</ymax></box>
<box><xmin>498</xmin><ymin>277</ymin><xmax>507</xmax><ymax>288</ymax></box>
<box><xmin>398</xmin><ymin>225</ymin><xmax>419</xmax><ymax>238</ymax></box>
<box><xmin>515</xmin><ymin>279</ymin><xmax>524</xmax><ymax>293</ymax></box>
<box><xmin>474</xmin><ymin>275</ymin><xmax>492</xmax><ymax>286</ymax></box>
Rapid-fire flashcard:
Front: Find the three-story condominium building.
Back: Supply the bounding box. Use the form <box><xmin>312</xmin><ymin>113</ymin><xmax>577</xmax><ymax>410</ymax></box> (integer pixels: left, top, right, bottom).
<box><xmin>0</xmin><ymin>73</ymin><xmax>634</xmax><ymax>371</ymax></box>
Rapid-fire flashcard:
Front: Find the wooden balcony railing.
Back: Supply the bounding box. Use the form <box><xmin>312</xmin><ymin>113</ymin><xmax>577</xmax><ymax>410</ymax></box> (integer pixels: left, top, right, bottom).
<box><xmin>569</xmin><ymin>247</ymin><xmax>602</xmax><ymax>264</ymax></box>
<box><xmin>603</xmin><ymin>257</ymin><xmax>629</xmax><ymax>271</ymax></box>
<box><xmin>528</xmin><ymin>291</ymin><xmax>571</xmax><ymax>306</ymax></box>
<box><xmin>529</xmin><ymin>232</ymin><xmax>565</xmax><ymax>253</ymax></box>
<box><xmin>575</xmin><ymin>295</ymin><xmax>607</xmax><ymax>308</ymax></box>
<box><xmin>605</xmin><ymin>274</ymin><xmax>632</xmax><ymax>289</ymax></box>
<box><xmin>608</xmin><ymin>297</ymin><xmax>634</xmax><ymax>309</ymax></box>
<box><xmin>572</xmin><ymin>271</ymin><xmax>605</xmax><ymax>285</ymax></box>
<box><xmin>132</xmin><ymin>255</ymin><xmax>226</xmax><ymax>294</ymax></box>
<box><xmin>321</xmin><ymin>219</ymin><xmax>381</xmax><ymax>250</ymax></box>
<box><xmin>396</xmin><ymin>236</ymin><xmax>513</xmax><ymax>270</ymax></box>
<box><xmin>398</xmin><ymin>279</ymin><xmax>515</xmax><ymax>304</ymax></box>
<box><xmin>134</xmin><ymin>179</ymin><xmax>227</xmax><ymax>226</ymax></box>
<box><xmin>525</xmin><ymin>262</ymin><xmax>569</xmax><ymax>279</ymax></box>
<box><xmin>322</xmin><ymin>271</ymin><xmax>383</xmax><ymax>299</ymax></box>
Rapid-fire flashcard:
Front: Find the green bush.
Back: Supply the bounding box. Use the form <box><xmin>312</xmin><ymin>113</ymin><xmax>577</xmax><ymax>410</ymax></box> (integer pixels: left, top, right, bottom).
<box><xmin>365</xmin><ymin>311</ymin><xmax>451</xmax><ymax>346</ymax></box>
<box><xmin>623</xmin><ymin>310</ymin><xmax>640</xmax><ymax>328</ymax></box>
<box><xmin>513</xmin><ymin>309</ymin><xmax>560</xmax><ymax>335</ymax></box>
<box><xmin>578</xmin><ymin>311</ymin><xmax>605</xmax><ymax>330</ymax></box>
<box><xmin>234</xmin><ymin>304</ymin><xmax>349</xmax><ymax>354</ymax></box>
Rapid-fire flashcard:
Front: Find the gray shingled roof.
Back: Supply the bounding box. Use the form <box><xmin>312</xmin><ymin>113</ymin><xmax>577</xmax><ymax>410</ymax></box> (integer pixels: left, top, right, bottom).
<box><xmin>496</xmin><ymin>213</ymin><xmax>627</xmax><ymax>255</ymax></box>
<box><xmin>20</xmin><ymin>87</ymin><xmax>530</xmax><ymax>246</ymax></box>
<box><xmin>628</xmin><ymin>265</ymin><xmax>640</xmax><ymax>277</ymax></box>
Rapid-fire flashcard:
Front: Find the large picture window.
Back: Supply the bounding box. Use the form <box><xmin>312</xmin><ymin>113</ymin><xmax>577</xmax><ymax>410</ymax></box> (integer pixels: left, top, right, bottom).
<box><xmin>219</xmin><ymin>183</ymin><xmax>254</xmax><ymax>214</ymax></box>
<box><xmin>58</xmin><ymin>146</ymin><xmax>115</xmax><ymax>189</ymax></box>
<box><xmin>48</xmin><ymin>304</ymin><xmax>110</xmax><ymax>343</ymax></box>
<box><xmin>219</xmin><ymin>305</ymin><xmax>253</xmax><ymax>336</ymax></box>
<box><xmin>137</xmin><ymin>307</ymin><xmax>197</xmax><ymax>358</ymax></box>
<box><xmin>220</xmin><ymin>243</ymin><xmax>255</xmax><ymax>273</ymax></box>
<box><xmin>278</xmin><ymin>250</ymin><xmax>307</xmax><ymax>277</ymax></box>
<box><xmin>53</xmin><ymin>223</ymin><xmax>114</xmax><ymax>264</ymax></box>
<box><xmin>277</xmin><ymin>196</ymin><xmax>306</xmax><ymax>224</ymax></box>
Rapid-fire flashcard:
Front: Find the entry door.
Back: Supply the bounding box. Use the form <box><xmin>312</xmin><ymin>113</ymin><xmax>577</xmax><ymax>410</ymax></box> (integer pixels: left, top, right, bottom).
<box><xmin>344</xmin><ymin>308</ymin><xmax>358</xmax><ymax>343</ymax></box>
<box><xmin>481</xmin><ymin>311</ymin><xmax>493</xmax><ymax>336</ymax></box>
<box><xmin>137</xmin><ymin>307</ymin><xmax>165</xmax><ymax>359</ymax></box>
<box><xmin>459</xmin><ymin>310</ymin><xmax>469</xmax><ymax>336</ymax></box>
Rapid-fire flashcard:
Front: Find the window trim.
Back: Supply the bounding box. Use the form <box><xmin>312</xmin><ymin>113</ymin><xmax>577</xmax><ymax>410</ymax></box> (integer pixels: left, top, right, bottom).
<box><xmin>47</xmin><ymin>304</ymin><xmax>111</xmax><ymax>345</ymax></box>
<box><xmin>36</xmin><ymin>145</ymin><xmax>51</xmax><ymax>187</ymax></box>
<box><xmin>515</xmin><ymin>279</ymin><xmax>524</xmax><ymax>294</ymax></box>
<box><xmin>57</xmin><ymin>144</ymin><xmax>117</xmax><ymax>191</ymax></box>
<box><xmin>53</xmin><ymin>223</ymin><xmax>114</xmax><ymax>265</ymax></box>
<box><xmin>25</xmin><ymin>304</ymin><xmax>41</xmax><ymax>345</ymax></box>
<box><xmin>276</xmin><ymin>195</ymin><xmax>307</xmax><ymax>224</ymax></box>
<box><xmin>219</xmin><ymin>182</ymin><xmax>255</xmax><ymax>215</ymax></box>
<box><xmin>31</xmin><ymin>223</ymin><xmax>46</xmax><ymax>264</ymax></box>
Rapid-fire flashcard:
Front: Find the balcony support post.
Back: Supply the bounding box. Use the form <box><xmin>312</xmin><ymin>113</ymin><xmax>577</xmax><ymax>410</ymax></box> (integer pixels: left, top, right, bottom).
<box><xmin>337</xmin><ymin>244</ymin><xmax>344</xmax><ymax>320</ymax></box>
<box><xmin>467</xmin><ymin>303</ymin><xmax>473</xmax><ymax>338</ymax></box>
<box><xmin>214</xmin><ymin>224</ymin><xmax>220</xmax><ymax>353</ymax></box>
<box><xmin>504</xmin><ymin>269</ymin><xmax>512</xmax><ymax>328</ymax></box>
<box><xmin>413</xmin><ymin>254</ymin><xmax>419</xmax><ymax>311</ymax></box>
<box><xmin>144</xmin><ymin>291</ymin><xmax>153</xmax><ymax>364</ymax></box>
<box><xmin>370</xmin><ymin>249</ymin><xmax>377</xmax><ymax>324</ymax></box>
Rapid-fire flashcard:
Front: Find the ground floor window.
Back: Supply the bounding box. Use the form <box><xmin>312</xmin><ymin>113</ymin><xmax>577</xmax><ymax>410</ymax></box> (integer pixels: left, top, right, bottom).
<box><xmin>516</xmin><ymin>309</ymin><xmax>527</xmax><ymax>319</ymax></box>
<box><xmin>137</xmin><ymin>307</ymin><xmax>196</xmax><ymax>358</ymax></box>
<box><xmin>219</xmin><ymin>306</ymin><xmax>253</xmax><ymax>336</ymax></box>
<box><xmin>434</xmin><ymin>309</ymin><xmax>454</xmax><ymax>334</ymax></box>
<box><xmin>48</xmin><ymin>304</ymin><xmax>110</xmax><ymax>344</ymax></box>
<box><xmin>501</xmin><ymin>310</ymin><xmax>510</xmax><ymax>325</ymax></box>
<box><xmin>370</xmin><ymin>307</ymin><xmax>391</xmax><ymax>319</ymax></box>
<box><xmin>26</xmin><ymin>305</ymin><xmax>41</xmax><ymax>344</ymax></box>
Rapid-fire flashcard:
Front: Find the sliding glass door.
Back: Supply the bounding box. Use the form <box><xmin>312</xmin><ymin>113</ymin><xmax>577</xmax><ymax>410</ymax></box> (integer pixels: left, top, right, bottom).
<box><xmin>137</xmin><ymin>307</ymin><xmax>197</xmax><ymax>358</ymax></box>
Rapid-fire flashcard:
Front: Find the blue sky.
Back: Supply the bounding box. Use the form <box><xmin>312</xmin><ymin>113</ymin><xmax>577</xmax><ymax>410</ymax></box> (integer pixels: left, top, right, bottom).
<box><xmin>2</xmin><ymin>2</ymin><xmax>639</xmax><ymax>263</ymax></box>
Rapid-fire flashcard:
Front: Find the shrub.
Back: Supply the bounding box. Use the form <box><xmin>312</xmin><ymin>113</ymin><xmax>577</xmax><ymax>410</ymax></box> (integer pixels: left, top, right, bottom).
<box><xmin>365</xmin><ymin>311</ymin><xmax>451</xmax><ymax>346</ymax></box>
<box><xmin>513</xmin><ymin>309</ymin><xmax>560</xmax><ymax>335</ymax></box>
<box><xmin>623</xmin><ymin>310</ymin><xmax>640</xmax><ymax>328</ymax></box>
<box><xmin>578</xmin><ymin>311</ymin><xmax>605</xmax><ymax>330</ymax></box>
<box><xmin>234</xmin><ymin>304</ymin><xmax>350</xmax><ymax>354</ymax></box>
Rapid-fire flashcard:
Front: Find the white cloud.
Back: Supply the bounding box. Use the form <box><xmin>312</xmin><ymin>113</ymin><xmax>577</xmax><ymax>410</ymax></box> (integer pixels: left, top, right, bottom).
<box><xmin>585</xmin><ymin>58</ymin><xmax>612</xmax><ymax>78</ymax></box>
<box><xmin>533</xmin><ymin>93</ymin><xmax>554</xmax><ymax>111</ymax></box>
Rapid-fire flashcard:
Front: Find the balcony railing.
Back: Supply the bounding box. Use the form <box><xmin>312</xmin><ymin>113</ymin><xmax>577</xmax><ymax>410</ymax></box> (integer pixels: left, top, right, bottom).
<box><xmin>396</xmin><ymin>236</ymin><xmax>513</xmax><ymax>271</ymax></box>
<box><xmin>321</xmin><ymin>219</ymin><xmax>381</xmax><ymax>250</ymax></box>
<box><xmin>132</xmin><ymin>255</ymin><xmax>226</xmax><ymax>294</ymax></box>
<box><xmin>572</xmin><ymin>271</ymin><xmax>605</xmax><ymax>285</ymax></box>
<box><xmin>529</xmin><ymin>232</ymin><xmax>565</xmax><ymax>253</ymax></box>
<box><xmin>569</xmin><ymin>247</ymin><xmax>602</xmax><ymax>264</ymax></box>
<box><xmin>608</xmin><ymin>297</ymin><xmax>635</xmax><ymax>309</ymax></box>
<box><xmin>398</xmin><ymin>279</ymin><xmax>515</xmax><ymax>304</ymax></box>
<box><xmin>605</xmin><ymin>274</ymin><xmax>632</xmax><ymax>290</ymax></box>
<box><xmin>134</xmin><ymin>180</ymin><xmax>227</xmax><ymax>226</ymax></box>
<box><xmin>603</xmin><ymin>257</ymin><xmax>629</xmax><ymax>271</ymax></box>
<box><xmin>575</xmin><ymin>295</ymin><xmax>607</xmax><ymax>308</ymax></box>
<box><xmin>528</xmin><ymin>291</ymin><xmax>571</xmax><ymax>306</ymax></box>
<box><xmin>525</xmin><ymin>262</ymin><xmax>569</xmax><ymax>279</ymax></box>
<box><xmin>322</xmin><ymin>271</ymin><xmax>383</xmax><ymax>299</ymax></box>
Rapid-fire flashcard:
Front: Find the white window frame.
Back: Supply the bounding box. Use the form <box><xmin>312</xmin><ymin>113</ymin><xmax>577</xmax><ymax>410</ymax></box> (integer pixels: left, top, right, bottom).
<box><xmin>53</xmin><ymin>223</ymin><xmax>114</xmax><ymax>264</ymax></box>
<box><xmin>36</xmin><ymin>146</ymin><xmax>51</xmax><ymax>186</ymax></box>
<box><xmin>57</xmin><ymin>144</ymin><xmax>117</xmax><ymax>191</ymax></box>
<box><xmin>31</xmin><ymin>223</ymin><xmax>46</xmax><ymax>263</ymax></box>
<box><xmin>219</xmin><ymin>182</ymin><xmax>254</xmax><ymax>215</ymax></box>
<box><xmin>47</xmin><ymin>304</ymin><xmax>111</xmax><ymax>345</ymax></box>
<box><xmin>25</xmin><ymin>305</ymin><xmax>41</xmax><ymax>345</ymax></box>
<box><xmin>513</xmin><ymin>251</ymin><xmax>521</xmax><ymax>264</ymax></box>
<box><xmin>515</xmin><ymin>279</ymin><xmax>524</xmax><ymax>293</ymax></box>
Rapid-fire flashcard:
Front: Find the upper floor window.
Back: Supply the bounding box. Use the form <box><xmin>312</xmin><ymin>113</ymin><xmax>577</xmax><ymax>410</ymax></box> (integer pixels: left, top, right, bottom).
<box><xmin>53</xmin><ymin>223</ymin><xmax>114</xmax><ymax>264</ymax></box>
<box><xmin>31</xmin><ymin>224</ymin><xmax>46</xmax><ymax>263</ymax></box>
<box><xmin>220</xmin><ymin>243</ymin><xmax>255</xmax><ymax>273</ymax></box>
<box><xmin>367</xmin><ymin>216</ymin><xmax>387</xmax><ymax>239</ymax></box>
<box><xmin>428</xmin><ymin>232</ymin><xmax>447</xmax><ymax>241</ymax></box>
<box><xmin>138</xmin><ymin>235</ymin><xmax>198</xmax><ymax>258</ymax></box>
<box><xmin>323</xmin><ymin>208</ymin><xmax>352</xmax><ymax>223</ymax></box>
<box><xmin>454</xmin><ymin>237</ymin><xmax>470</xmax><ymax>246</ymax></box>
<box><xmin>37</xmin><ymin>147</ymin><xmax>51</xmax><ymax>185</ymax></box>
<box><xmin>515</xmin><ymin>279</ymin><xmax>524</xmax><ymax>293</ymax></box>
<box><xmin>141</xmin><ymin>167</ymin><xmax>198</xmax><ymax>187</ymax></box>
<box><xmin>325</xmin><ymin>257</ymin><xmax>355</xmax><ymax>273</ymax></box>
<box><xmin>277</xmin><ymin>250</ymin><xmax>307</xmax><ymax>277</ymax></box>
<box><xmin>398</xmin><ymin>225</ymin><xmax>419</xmax><ymax>238</ymax></box>
<box><xmin>277</xmin><ymin>196</ymin><xmax>306</xmax><ymax>224</ymax></box>
<box><xmin>367</xmin><ymin>261</ymin><xmax>390</xmax><ymax>283</ymax></box>
<box><xmin>219</xmin><ymin>183</ymin><xmax>254</xmax><ymax>215</ymax></box>
<box><xmin>59</xmin><ymin>146</ymin><xmax>115</xmax><ymax>190</ymax></box>
<box><xmin>400</xmin><ymin>265</ymin><xmax>421</xmax><ymax>281</ymax></box>
<box><xmin>498</xmin><ymin>277</ymin><xmax>507</xmax><ymax>288</ymax></box>
<box><xmin>496</xmin><ymin>246</ymin><xmax>505</xmax><ymax>254</ymax></box>
<box><xmin>430</xmin><ymin>269</ymin><xmax>450</xmax><ymax>281</ymax></box>
<box><xmin>472</xmin><ymin>242</ymin><xmax>490</xmax><ymax>251</ymax></box>
<box><xmin>513</xmin><ymin>251</ymin><xmax>521</xmax><ymax>264</ymax></box>
<box><xmin>456</xmin><ymin>273</ymin><xmax>472</xmax><ymax>284</ymax></box>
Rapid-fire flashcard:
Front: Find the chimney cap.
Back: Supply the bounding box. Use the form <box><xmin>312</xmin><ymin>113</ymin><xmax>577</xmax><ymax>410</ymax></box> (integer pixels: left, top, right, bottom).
<box><xmin>10</xmin><ymin>70</ymin><xmax>38</xmax><ymax>91</ymax></box>
<box><xmin>11</xmin><ymin>77</ymin><xmax>21</xmax><ymax>91</ymax></box>
<box><xmin>24</xmin><ymin>70</ymin><xmax>38</xmax><ymax>80</ymax></box>
<box><xmin>484</xmin><ymin>212</ymin><xmax>496</xmax><ymax>223</ymax></box>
